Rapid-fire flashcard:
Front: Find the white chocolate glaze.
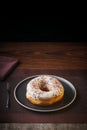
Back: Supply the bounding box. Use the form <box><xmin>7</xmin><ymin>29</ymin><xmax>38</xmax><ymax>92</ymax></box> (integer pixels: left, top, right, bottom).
<box><xmin>26</xmin><ymin>75</ymin><xmax>64</xmax><ymax>100</ymax></box>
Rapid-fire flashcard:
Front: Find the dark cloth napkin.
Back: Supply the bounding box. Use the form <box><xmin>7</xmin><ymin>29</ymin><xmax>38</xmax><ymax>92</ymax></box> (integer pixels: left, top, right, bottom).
<box><xmin>0</xmin><ymin>56</ymin><xmax>19</xmax><ymax>80</ymax></box>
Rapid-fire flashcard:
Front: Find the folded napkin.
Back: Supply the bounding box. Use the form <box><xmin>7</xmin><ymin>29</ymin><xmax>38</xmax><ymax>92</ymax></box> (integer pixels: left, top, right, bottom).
<box><xmin>0</xmin><ymin>56</ymin><xmax>19</xmax><ymax>80</ymax></box>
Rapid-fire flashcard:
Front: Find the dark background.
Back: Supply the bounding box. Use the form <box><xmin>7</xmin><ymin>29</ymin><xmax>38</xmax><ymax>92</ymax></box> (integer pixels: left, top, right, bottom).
<box><xmin>0</xmin><ymin>16</ymin><xmax>87</xmax><ymax>42</ymax></box>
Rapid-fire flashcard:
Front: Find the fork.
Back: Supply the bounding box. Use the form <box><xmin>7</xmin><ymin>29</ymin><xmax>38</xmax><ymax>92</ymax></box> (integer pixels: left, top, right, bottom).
<box><xmin>6</xmin><ymin>82</ymin><xmax>11</xmax><ymax>108</ymax></box>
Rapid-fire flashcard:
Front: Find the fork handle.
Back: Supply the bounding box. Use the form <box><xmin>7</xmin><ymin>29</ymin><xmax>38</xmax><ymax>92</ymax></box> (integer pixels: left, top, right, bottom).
<box><xmin>6</xmin><ymin>91</ymin><xmax>10</xmax><ymax>108</ymax></box>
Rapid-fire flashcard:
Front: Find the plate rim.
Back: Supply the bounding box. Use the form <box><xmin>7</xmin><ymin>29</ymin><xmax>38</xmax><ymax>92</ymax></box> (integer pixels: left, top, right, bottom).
<box><xmin>14</xmin><ymin>74</ymin><xmax>77</xmax><ymax>112</ymax></box>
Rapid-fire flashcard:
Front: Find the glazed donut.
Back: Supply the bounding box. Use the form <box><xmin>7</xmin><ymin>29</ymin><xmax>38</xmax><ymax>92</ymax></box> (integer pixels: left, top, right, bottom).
<box><xmin>26</xmin><ymin>75</ymin><xmax>64</xmax><ymax>106</ymax></box>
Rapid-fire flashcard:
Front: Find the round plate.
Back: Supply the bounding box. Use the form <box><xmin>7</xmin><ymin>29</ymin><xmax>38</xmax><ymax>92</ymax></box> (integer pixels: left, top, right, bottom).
<box><xmin>14</xmin><ymin>75</ymin><xmax>76</xmax><ymax>112</ymax></box>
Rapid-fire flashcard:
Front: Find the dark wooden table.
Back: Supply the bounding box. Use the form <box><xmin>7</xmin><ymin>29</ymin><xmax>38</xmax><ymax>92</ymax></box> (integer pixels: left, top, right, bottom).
<box><xmin>0</xmin><ymin>42</ymin><xmax>87</xmax><ymax>70</ymax></box>
<box><xmin>0</xmin><ymin>42</ymin><xmax>87</xmax><ymax>130</ymax></box>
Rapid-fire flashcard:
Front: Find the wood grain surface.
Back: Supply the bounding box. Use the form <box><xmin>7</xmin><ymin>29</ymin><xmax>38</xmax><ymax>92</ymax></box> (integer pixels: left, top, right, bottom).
<box><xmin>0</xmin><ymin>42</ymin><xmax>87</xmax><ymax>70</ymax></box>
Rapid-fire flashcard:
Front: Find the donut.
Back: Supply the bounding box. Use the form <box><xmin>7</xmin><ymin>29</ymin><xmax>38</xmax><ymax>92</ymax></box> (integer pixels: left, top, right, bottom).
<box><xmin>26</xmin><ymin>75</ymin><xmax>64</xmax><ymax>106</ymax></box>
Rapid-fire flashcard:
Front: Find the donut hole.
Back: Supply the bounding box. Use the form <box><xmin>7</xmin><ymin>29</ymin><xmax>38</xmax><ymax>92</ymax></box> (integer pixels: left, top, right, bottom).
<box><xmin>40</xmin><ymin>82</ymin><xmax>49</xmax><ymax>92</ymax></box>
<box><xmin>40</xmin><ymin>86</ymin><xmax>49</xmax><ymax>92</ymax></box>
